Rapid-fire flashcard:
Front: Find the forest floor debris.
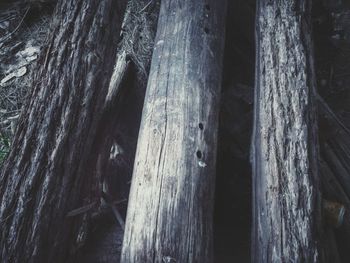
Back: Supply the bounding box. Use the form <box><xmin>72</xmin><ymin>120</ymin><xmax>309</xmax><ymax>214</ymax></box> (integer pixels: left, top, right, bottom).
<box><xmin>0</xmin><ymin>1</ymin><xmax>53</xmax><ymax>165</ymax></box>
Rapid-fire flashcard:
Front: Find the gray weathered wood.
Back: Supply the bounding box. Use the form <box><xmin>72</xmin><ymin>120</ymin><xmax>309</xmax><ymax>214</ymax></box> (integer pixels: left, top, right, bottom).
<box><xmin>73</xmin><ymin>1</ymin><xmax>162</xmax><ymax>261</ymax></box>
<box><xmin>251</xmin><ymin>1</ymin><xmax>323</xmax><ymax>262</ymax></box>
<box><xmin>121</xmin><ymin>0</ymin><xmax>227</xmax><ymax>262</ymax></box>
<box><xmin>0</xmin><ymin>0</ymin><xmax>126</xmax><ymax>262</ymax></box>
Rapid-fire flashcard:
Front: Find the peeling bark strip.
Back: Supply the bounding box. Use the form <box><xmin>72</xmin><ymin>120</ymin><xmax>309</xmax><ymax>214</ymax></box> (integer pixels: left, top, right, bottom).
<box><xmin>121</xmin><ymin>0</ymin><xmax>227</xmax><ymax>262</ymax></box>
<box><xmin>0</xmin><ymin>0</ymin><xmax>126</xmax><ymax>262</ymax></box>
<box><xmin>251</xmin><ymin>1</ymin><xmax>322</xmax><ymax>262</ymax></box>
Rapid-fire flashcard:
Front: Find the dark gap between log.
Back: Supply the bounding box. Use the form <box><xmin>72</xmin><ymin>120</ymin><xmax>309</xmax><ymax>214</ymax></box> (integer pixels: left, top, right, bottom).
<box><xmin>214</xmin><ymin>0</ymin><xmax>255</xmax><ymax>262</ymax></box>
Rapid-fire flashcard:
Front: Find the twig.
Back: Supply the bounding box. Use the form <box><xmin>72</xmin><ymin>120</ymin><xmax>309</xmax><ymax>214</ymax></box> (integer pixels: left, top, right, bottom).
<box><xmin>66</xmin><ymin>199</ymin><xmax>127</xmax><ymax>218</ymax></box>
<box><xmin>316</xmin><ymin>93</ymin><xmax>350</xmax><ymax>136</ymax></box>
<box><xmin>101</xmin><ymin>191</ymin><xmax>125</xmax><ymax>230</ymax></box>
<box><xmin>139</xmin><ymin>0</ymin><xmax>153</xmax><ymax>13</ymax></box>
<box><xmin>0</xmin><ymin>7</ymin><xmax>30</xmax><ymax>44</ymax></box>
<box><xmin>0</xmin><ymin>14</ymin><xmax>16</xmax><ymax>24</ymax></box>
<box><xmin>66</xmin><ymin>202</ymin><xmax>97</xmax><ymax>217</ymax></box>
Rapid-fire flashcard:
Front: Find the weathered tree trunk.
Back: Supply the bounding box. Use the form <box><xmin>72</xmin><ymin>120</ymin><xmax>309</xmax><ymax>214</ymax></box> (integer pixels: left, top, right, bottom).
<box><xmin>77</xmin><ymin>0</ymin><xmax>161</xmax><ymax>261</ymax></box>
<box><xmin>121</xmin><ymin>0</ymin><xmax>227</xmax><ymax>262</ymax></box>
<box><xmin>93</xmin><ymin>0</ymin><xmax>160</xmax><ymax>204</ymax></box>
<box><xmin>251</xmin><ymin>1</ymin><xmax>323</xmax><ymax>262</ymax></box>
<box><xmin>0</xmin><ymin>0</ymin><xmax>126</xmax><ymax>262</ymax></box>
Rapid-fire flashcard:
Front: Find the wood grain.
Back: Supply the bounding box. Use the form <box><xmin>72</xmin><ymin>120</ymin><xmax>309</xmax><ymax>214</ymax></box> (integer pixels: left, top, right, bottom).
<box><xmin>0</xmin><ymin>1</ymin><xmax>126</xmax><ymax>261</ymax></box>
<box><xmin>121</xmin><ymin>0</ymin><xmax>227</xmax><ymax>262</ymax></box>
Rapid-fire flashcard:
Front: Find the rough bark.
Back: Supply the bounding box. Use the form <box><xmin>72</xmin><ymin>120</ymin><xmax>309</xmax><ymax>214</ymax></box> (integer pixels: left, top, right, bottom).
<box><xmin>121</xmin><ymin>0</ymin><xmax>227</xmax><ymax>262</ymax></box>
<box><xmin>0</xmin><ymin>0</ymin><xmax>126</xmax><ymax>262</ymax></box>
<box><xmin>251</xmin><ymin>1</ymin><xmax>322</xmax><ymax>262</ymax></box>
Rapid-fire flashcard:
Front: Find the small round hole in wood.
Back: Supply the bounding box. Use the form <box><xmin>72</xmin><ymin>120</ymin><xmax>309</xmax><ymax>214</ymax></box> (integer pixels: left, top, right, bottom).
<box><xmin>199</xmin><ymin>123</ymin><xmax>204</xmax><ymax>130</ymax></box>
<box><xmin>196</xmin><ymin>150</ymin><xmax>202</xmax><ymax>159</ymax></box>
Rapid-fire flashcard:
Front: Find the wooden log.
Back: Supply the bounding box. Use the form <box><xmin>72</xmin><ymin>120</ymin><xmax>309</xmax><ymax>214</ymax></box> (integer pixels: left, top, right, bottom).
<box><xmin>120</xmin><ymin>0</ymin><xmax>227</xmax><ymax>262</ymax></box>
<box><xmin>0</xmin><ymin>0</ymin><xmax>127</xmax><ymax>262</ymax></box>
<box><xmin>94</xmin><ymin>0</ymin><xmax>160</xmax><ymax>203</ymax></box>
<box><xmin>251</xmin><ymin>1</ymin><xmax>323</xmax><ymax>262</ymax></box>
<box><xmin>76</xmin><ymin>2</ymin><xmax>161</xmax><ymax>261</ymax></box>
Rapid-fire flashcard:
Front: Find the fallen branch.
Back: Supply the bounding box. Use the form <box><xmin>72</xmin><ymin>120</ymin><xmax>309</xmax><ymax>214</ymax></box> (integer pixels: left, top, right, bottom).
<box><xmin>101</xmin><ymin>191</ymin><xmax>125</xmax><ymax>230</ymax></box>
